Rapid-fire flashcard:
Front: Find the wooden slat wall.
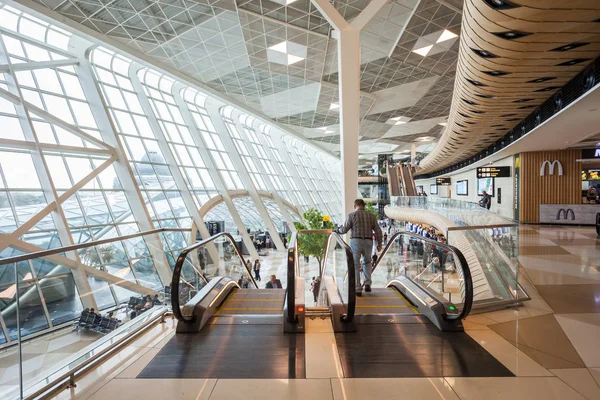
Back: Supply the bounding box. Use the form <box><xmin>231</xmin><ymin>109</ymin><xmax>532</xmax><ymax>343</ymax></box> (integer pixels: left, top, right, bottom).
<box><xmin>519</xmin><ymin>150</ymin><xmax>582</xmax><ymax>223</ymax></box>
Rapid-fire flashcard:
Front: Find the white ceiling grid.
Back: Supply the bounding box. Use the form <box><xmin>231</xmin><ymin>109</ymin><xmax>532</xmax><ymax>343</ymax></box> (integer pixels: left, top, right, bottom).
<box><xmin>28</xmin><ymin>0</ymin><xmax>467</xmax><ymax>162</ymax></box>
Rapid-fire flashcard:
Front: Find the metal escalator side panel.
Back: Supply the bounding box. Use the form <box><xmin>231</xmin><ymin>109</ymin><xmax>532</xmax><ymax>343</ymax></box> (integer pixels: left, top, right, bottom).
<box><xmin>387</xmin><ymin>277</ymin><xmax>464</xmax><ymax>332</ymax></box>
<box><xmin>176</xmin><ymin>276</ymin><xmax>239</xmax><ymax>333</ymax></box>
<box><xmin>322</xmin><ymin>275</ymin><xmax>356</xmax><ymax>333</ymax></box>
<box><xmin>371</xmin><ymin>231</ymin><xmax>474</xmax><ymax>321</ymax></box>
<box><xmin>171</xmin><ymin>232</ymin><xmax>257</xmax><ymax>323</ymax></box>
<box><xmin>284</xmin><ymin>276</ymin><xmax>305</xmax><ymax>333</ymax></box>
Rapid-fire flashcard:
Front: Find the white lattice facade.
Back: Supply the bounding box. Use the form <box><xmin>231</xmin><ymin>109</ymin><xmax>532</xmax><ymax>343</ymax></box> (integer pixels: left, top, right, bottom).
<box><xmin>0</xmin><ymin>3</ymin><xmax>341</xmax><ymax>344</ymax></box>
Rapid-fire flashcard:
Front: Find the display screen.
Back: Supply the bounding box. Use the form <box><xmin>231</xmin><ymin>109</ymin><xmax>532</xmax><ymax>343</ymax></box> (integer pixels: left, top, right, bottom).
<box><xmin>582</xmin><ymin>170</ymin><xmax>588</xmax><ymax>180</ymax></box>
<box><xmin>477</xmin><ymin>177</ymin><xmax>494</xmax><ymax>197</ymax></box>
<box><xmin>417</xmin><ymin>185</ymin><xmax>424</xmax><ymax>193</ymax></box>
<box><xmin>456</xmin><ymin>180</ymin><xmax>468</xmax><ymax>196</ymax></box>
<box><xmin>589</xmin><ymin>170</ymin><xmax>600</xmax><ymax>180</ymax></box>
<box><xmin>430</xmin><ymin>184</ymin><xmax>438</xmax><ymax>195</ymax></box>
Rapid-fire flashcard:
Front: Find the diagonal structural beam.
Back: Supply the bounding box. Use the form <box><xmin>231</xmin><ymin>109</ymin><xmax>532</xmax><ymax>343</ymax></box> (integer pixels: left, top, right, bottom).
<box><xmin>310</xmin><ymin>0</ymin><xmax>350</xmax><ymax>31</ymax></box>
<box><xmin>350</xmin><ymin>0</ymin><xmax>389</xmax><ymax>31</ymax></box>
<box><xmin>6</xmin><ymin>58</ymin><xmax>80</xmax><ymax>71</ymax></box>
<box><xmin>0</xmin><ymin>87</ymin><xmax>115</xmax><ymax>151</ymax></box>
<box><xmin>0</xmin><ymin>233</ymin><xmax>159</xmax><ymax>296</ymax></box>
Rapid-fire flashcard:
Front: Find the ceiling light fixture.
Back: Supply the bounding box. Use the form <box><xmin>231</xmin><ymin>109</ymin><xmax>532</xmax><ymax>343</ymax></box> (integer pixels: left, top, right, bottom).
<box><xmin>493</xmin><ymin>31</ymin><xmax>531</xmax><ymax>40</ymax></box>
<box><xmin>484</xmin><ymin>0</ymin><xmax>519</xmax><ymax>10</ymax></box>
<box><xmin>436</xmin><ymin>29</ymin><xmax>458</xmax><ymax>43</ymax></box>
<box><xmin>527</xmin><ymin>77</ymin><xmax>556</xmax><ymax>83</ymax></box>
<box><xmin>556</xmin><ymin>58</ymin><xmax>591</xmax><ymax>66</ymax></box>
<box><xmin>483</xmin><ymin>70</ymin><xmax>510</xmax><ymax>76</ymax></box>
<box><xmin>549</xmin><ymin>42</ymin><xmax>590</xmax><ymax>52</ymax></box>
<box><xmin>466</xmin><ymin>78</ymin><xmax>487</xmax><ymax>87</ymax></box>
<box><xmin>267</xmin><ymin>40</ymin><xmax>307</xmax><ymax>66</ymax></box>
<box><xmin>438</xmin><ymin>122</ymin><xmax>447</xmax><ymax>126</ymax></box>
<box><xmin>470</xmin><ymin>48</ymin><xmax>499</xmax><ymax>58</ymax></box>
<box><xmin>330</xmin><ymin>103</ymin><xmax>339</xmax><ymax>110</ymax></box>
<box><xmin>534</xmin><ymin>86</ymin><xmax>561</xmax><ymax>92</ymax></box>
<box><xmin>412</xmin><ymin>44</ymin><xmax>434</xmax><ymax>57</ymax></box>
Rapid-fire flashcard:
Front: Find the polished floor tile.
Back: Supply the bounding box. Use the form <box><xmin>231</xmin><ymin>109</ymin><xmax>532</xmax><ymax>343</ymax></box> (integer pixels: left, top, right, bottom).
<box><xmin>524</xmin><ymin>268</ymin><xmax>600</xmax><ymax>285</ymax></box>
<box><xmin>446</xmin><ymin>377</ymin><xmax>585</xmax><ymax>399</ymax></box>
<box><xmin>489</xmin><ymin>314</ymin><xmax>585</xmax><ymax>369</ymax></box>
<box><xmin>208</xmin><ymin>379</ymin><xmax>333</xmax><ymax>400</ymax></box>
<box><xmin>555</xmin><ymin>314</ymin><xmax>600</xmax><ymax>368</ymax></box>
<box><xmin>536</xmin><ymin>285</ymin><xmax>600</xmax><ymax>314</ymax></box>
<box><xmin>304</xmin><ymin>318</ymin><xmax>343</xmax><ymax>379</ymax></box>
<box><xmin>330</xmin><ymin>378</ymin><xmax>460</xmax><ymax>400</ymax></box>
<box><xmin>519</xmin><ymin>246</ymin><xmax>572</xmax><ymax>256</ymax></box>
<box><xmin>550</xmin><ymin>368</ymin><xmax>600</xmax><ymax>400</ymax></box>
<box><xmin>88</xmin><ymin>379</ymin><xmax>216</xmax><ymax>400</ymax></box>
<box><xmin>466</xmin><ymin>329</ymin><xmax>552</xmax><ymax>377</ymax></box>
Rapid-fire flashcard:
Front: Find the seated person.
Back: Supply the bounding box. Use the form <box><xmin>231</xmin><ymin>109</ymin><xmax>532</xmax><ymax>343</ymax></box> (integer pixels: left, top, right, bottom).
<box><xmin>265</xmin><ymin>274</ymin><xmax>282</xmax><ymax>289</ymax></box>
<box><xmin>152</xmin><ymin>294</ymin><xmax>161</xmax><ymax>305</ymax></box>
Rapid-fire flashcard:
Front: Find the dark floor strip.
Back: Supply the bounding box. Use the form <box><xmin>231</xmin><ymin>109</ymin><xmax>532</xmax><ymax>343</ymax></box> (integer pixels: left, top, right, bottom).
<box><xmin>335</xmin><ymin>322</ymin><xmax>514</xmax><ymax>378</ymax></box>
<box><xmin>137</xmin><ymin>319</ymin><xmax>305</xmax><ymax>379</ymax></box>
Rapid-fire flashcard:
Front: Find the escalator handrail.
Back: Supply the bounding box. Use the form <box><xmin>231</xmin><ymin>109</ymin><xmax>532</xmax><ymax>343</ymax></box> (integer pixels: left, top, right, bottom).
<box><xmin>287</xmin><ymin>232</ymin><xmax>298</xmax><ymax>324</ymax></box>
<box><xmin>373</xmin><ymin>231</ymin><xmax>473</xmax><ymax>320</ymax></box>
<box><xmin>171</xmin><ymin>232</ymin><xmax>257</xmax><ymax>322</ymax></box>
<box><xmin>320</xmin><ymin>232</ymin><xmax>356</xmax><ymax>323</ymax></box>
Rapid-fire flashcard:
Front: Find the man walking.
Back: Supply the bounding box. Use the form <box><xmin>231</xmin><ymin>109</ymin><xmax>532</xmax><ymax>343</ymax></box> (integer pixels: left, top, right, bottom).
<box><xmin>479</xmin><ymin>190</ymin><xmax>491</xmax><ymax>210</ymax></box>
<box><xmin>336</xmin><ymin>199</ymin><xmax>383</xmax><ymax>296</ymax></box>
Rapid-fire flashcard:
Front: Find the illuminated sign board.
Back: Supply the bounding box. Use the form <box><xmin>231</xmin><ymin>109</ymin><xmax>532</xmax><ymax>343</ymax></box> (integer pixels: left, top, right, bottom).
<box><xmin>476</xmin><ymin>166</ymin><xmax>511</xmax><ymax>178</ymax></box>
<box><xmin>436</xmin><ymin>178</ymin><xmax>451</xmax><ymax>185</ymax></box>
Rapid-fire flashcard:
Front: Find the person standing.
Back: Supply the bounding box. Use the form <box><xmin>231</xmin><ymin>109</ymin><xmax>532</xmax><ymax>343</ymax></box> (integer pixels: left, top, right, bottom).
<box><xmin>253</xmin><ymin>259</ymin><xmax>261</xmax><ymax>282</ymax></box>
<box><xmin>480</xmin><ymin>191</ymin><xmax>492</xmax><ymax>210</ymax></box>
<box><xmin>336</xmin><ymin>199</ymin><xmax>383</xmax><ymax>296</ymax></box>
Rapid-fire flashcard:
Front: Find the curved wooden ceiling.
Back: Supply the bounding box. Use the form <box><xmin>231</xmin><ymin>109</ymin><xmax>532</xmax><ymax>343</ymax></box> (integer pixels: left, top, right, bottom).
<box><xmin>418</xmin><ymin>0</ymin><xmax>600</xmax><ymax>174</ymax></box>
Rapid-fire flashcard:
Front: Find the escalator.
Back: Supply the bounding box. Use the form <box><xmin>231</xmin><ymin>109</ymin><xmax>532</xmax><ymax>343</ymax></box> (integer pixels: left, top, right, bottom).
<box><xmin>318</xmin><ymin>231</ymin><xmax>510</xmax><ymax>378</ymax></box>
<box><xmin>399</xmin><ymin>164</ymin><xmax>417</xmax><ymax>196</ymax></box>
<box><xmin>137</xmin><ymin>232</ymin><xmax>306</xmax><ymax>379</ymax></box>
<box><xmin>319</xmin><ymin>230</ymin><xmax>472</xmax><ymax>332</ymax></box>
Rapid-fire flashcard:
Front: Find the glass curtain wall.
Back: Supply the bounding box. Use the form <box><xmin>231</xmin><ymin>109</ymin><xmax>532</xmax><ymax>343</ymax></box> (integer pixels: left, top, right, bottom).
<box><xmin>0</xmin><ymin>3</ymin><xmax>341</xmax><ymax>343</ymax></box>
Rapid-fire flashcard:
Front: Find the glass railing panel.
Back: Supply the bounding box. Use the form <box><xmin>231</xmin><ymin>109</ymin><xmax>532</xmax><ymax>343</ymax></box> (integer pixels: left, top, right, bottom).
<box><xmin>172</xmin><ymin>233</ymin><xmax>255</xmax><ymax>322</ymax></box>
<box><xmin>372</xmin><ymin>232</ymin><xmax>471</xmax><ymax>316</ymax></box>
<box><xmin>448</xmin><ymin>225</ymin><xmax>522</xmax><ymax>302</ymax></box>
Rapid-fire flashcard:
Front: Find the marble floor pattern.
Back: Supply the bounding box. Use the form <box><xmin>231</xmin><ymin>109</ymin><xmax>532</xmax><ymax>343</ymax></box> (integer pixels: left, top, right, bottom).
<box><xmin>8</xmin><ymin>224</ymin><xmax>600</xmax><ymax>399</ymax></box>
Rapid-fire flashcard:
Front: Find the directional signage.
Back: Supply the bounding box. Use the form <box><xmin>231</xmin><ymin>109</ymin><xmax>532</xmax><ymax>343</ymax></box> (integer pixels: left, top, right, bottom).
<box><xmin>582</xmin><ymin>148</ymin><xmax>600</xmax><ymax>159</ymax></box>
<box><xmin>477</xmin><ymin>166</ymin><xmax>511</xmax><ymax>178</ymax></box>
<box><xmin>436</xmin><ymin>177</ymin><xmax>451</xmax><ymax>185</ymax></box>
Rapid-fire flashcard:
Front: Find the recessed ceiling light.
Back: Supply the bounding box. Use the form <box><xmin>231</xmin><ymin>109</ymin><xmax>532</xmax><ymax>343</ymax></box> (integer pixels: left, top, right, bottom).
<box><xmin>493</xmin><ymin>31</ymin><xmax>531</xmax><ymax>40</ymax></box>
<box><xmin>556</xmin><ymin>58</ymin><xmax>591</xmax><ymax>66</ymax></box>
<box><xmin>549</xmin><ymin>42</ymin><xmax>590</xmax><ymax>52</ymax></box>
<box><xmin>413</xmin><ymin>45</ymin><xmax>434</xmax><ymax>57</ymax></box>
<box><xmin>438</xmin><ymin>122</ymin><xmax>447</xmax><ymax>126</ymax></box>
<box><xmin>527</xmin><ymin>77</ymin><xmax>556</xmax><ymax>83</ymax></box>
<box><xmin>484</xmin><ymin>0</ymin><xmax>519</xmax><ymax>10</ymax></box>
<box><xmin>436</xmin><ymin>29</ymin><xmax>458</xmax><ymax>43</ymax></box>
<box><xmin>470</xmin><ymin>48</ymin><xmax>498</xmax><ymax>58</ymax></box>
<box><xmin>534</xmin><ymin>86</ymin><xmax>561</xmax><ymax>92</ymax></box>
<box><xmin>483</xmin><ymin>70</ymin><xmax>510</xmax><ymax>77</ymax></box>
<box><xmin>514</xmin><ymin>98</ymin><xmax>534</xmax><ymax>103</ymax></box>
<box><xmin>267</xmin><ymin>40</ymin><xmax>307</xmax><ymax>66</ymax></box>
<box><xmin>466</xmin><ymin>78</ymin><xmax>487</xmax><ymax>87</ymax></box>
<box><xmin>269</xmin><ymin>42</ymin><xmax>287</xmax><ymax>53</ymax></box>
<box><xmin>330</xmin><ymin>103</ymin><xmax>339</xmax><ymax>110</ymax></box>
<box><xmin>287</xmin><ymin>54</ymin><xmax>304</xmax><ymax>65</ymax></box>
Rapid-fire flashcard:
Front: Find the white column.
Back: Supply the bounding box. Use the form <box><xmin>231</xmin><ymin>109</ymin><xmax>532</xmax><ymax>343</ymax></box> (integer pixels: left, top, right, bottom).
<box><xmin>171</xmin><ymin>85</ymin><xmax>254</xmax><ymax>261</ymax></box>
<box><xmin>337</xmin><ymin>27</ymin><xmax>361</xmax><ymax>217</ymax></box>
<box><xmin>74</xmin><ymin>39</ymin><xmax>173</xmax><ymax>289</ymax></box>
<box><xmin>229</xmin><ymin>113</ymin><xmax>285</xmax><ymax>250</ymax></box>
<box><xmin>206</xmin><ymin>102</ymin><xmax>285</xmax><ymax>253</ymax></box>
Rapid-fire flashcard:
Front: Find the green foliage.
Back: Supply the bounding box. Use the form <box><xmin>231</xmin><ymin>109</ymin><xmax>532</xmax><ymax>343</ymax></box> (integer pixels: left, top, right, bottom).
<box><xmin>380</xmin><ymin>167</ymin><xmax>387</xmax><ymax>176</ymax></box>
<box><xmin>365</xmin><ymin>202</ymin><xmax>380</xmax><ymax>220</ymax></box>
<box><xmin>295</xmin><ymin>208</ymin><xmax>334</xmax><ymax>268</ymax></box>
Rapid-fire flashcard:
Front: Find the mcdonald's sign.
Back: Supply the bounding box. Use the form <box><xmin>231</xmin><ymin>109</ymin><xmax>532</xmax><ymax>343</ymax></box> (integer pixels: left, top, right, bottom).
<box><xmin>540</xmin><ymin>160</ymin><xmax>563</xmax><ymax>176</ymax></box>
